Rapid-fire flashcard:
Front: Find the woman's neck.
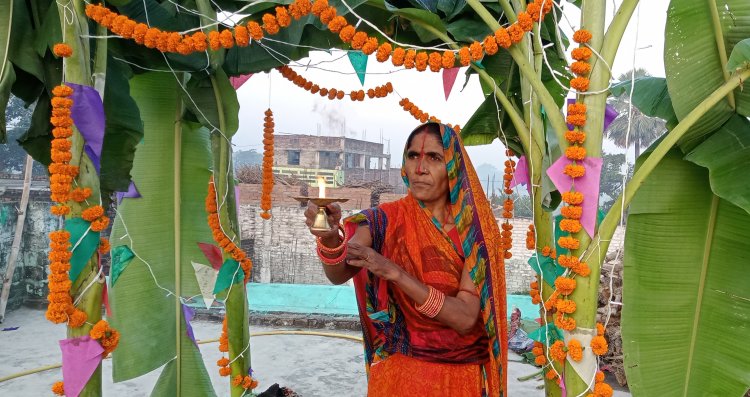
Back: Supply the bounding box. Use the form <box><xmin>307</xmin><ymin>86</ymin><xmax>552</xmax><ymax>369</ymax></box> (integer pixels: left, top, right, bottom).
<box><xmin>423</xmin><ymin>199</ymin><xmax>452</xmax><ymax>226</ymax></box>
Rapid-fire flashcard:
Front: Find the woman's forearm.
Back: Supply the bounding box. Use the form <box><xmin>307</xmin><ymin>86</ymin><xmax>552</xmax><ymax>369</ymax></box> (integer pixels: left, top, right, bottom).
<box><xmin>393</xmin><ymin>269</ymin><xmax>480</xmax><ymax>335</ymax></box>
<box><xmin>318</xmin><ymin>234</ymin><xmax>359</xmax><ymax>284</ymax></box>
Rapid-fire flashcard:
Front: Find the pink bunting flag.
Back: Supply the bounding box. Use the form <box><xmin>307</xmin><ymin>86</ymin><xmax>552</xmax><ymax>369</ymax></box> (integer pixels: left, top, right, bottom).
<box><xmin>442</xmin><ymin>67</ymin><xmax>460</xmax><ymax>100</ymax></box>
<box><xmin>235</xmin><ymin>185</ymin><xmax>241</xmax><ymax>211</ymax></box>
<box><xmin>230</xmin><ymin>73</ymin><xmax>253</xmax><ymax>90</ymax></box>
<box><xmin>510</xmin><ymin>155</ymin><xmax>531</xmax><ymax>196</ymax></box>
<box><xmin>546</xmin><ymin>156</ymin><xmax>603</xmax><ymax>238</ymax></box>
<box><xmin>198</xmin><ymin>242</ymin><xmax>224</xmax><ymax>270</ymax></box>
<box><xmin>559</xmin><ymin>375</ymin><xmax>567</xmax><ymax>397</ymax></box>
<box><xmin>60</xmin><ymin>336</ymin><xmax>104</xmax><ymax>397</ymax></box>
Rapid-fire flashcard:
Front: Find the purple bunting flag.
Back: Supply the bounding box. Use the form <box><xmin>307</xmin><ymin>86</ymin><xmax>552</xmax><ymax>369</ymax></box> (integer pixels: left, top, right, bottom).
<box><xmin>67</xmin><ymin>83</ymin><xmax>105</xmax><ymax>173</ymax></box>
<box><xmin>230</xmin><ymin>73</ymin><xmax>253</xmax><ymax>90</ymax></box>
<box><xmin>546</xmin><ymin>156</ymin><xmax>603</xmax><ymax>238</ymax></box>
<box><xmin>182</xmin><ymin>304</ymin><xmax>198</xmax><ymax>347</ymax></box>
<box><xmin>115</xmin><ymin>181</ymin><xmax>141</xmax><ymax>204</ymax></box>
<box><xmin>509</xmin><ymin>155</ymin><xmax>531</xmax><ymax>196</ymax></box>
<box><xmin>60</xmin><ymin>336</ymin><xmax>104</xmax><ymax>397</ymax></box>
<box><xmin>566</xmin><ymin>98</ymin><xmax>619</xmax><ymax>131</ymax></box>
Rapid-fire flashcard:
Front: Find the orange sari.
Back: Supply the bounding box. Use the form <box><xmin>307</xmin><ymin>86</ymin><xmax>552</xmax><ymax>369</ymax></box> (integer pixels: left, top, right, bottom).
<box><xmin>345</xmin><ymin>123</ymin><xmax>507</xmax><ymax>396</ymax></box>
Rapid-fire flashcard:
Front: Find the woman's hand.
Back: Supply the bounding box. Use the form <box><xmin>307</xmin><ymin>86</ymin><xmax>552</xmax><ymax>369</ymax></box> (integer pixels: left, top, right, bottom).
<box><xmin>304</xmin><ymin>202</ymin><xmax>342</xmax><ymax>244</ymax></box>
<box><xmin>346</xmin><ymin>242</ymin><xmax>404</xmax><ymax>282</ymax></box>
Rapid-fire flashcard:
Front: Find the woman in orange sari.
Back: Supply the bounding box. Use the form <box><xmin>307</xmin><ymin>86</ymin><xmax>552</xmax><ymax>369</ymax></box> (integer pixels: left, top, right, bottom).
<box><xmin>305</xmin><ymin>123</ymin><xmax>507</xmax><ymax>396</ymax></box>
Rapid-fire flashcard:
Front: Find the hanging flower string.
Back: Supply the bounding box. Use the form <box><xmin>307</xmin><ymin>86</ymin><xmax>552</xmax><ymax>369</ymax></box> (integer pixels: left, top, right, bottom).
<box><xmin>206</xmin><ymin>177</ymin><xmax>253</xmax><ymax>282</ymax></box>
<box><xmin>277</xmin><ymin>65</ymin><xmax>393</xmax><ymax>101</ymax></box>
<box><xmin>499</xmin><ymin>149</ymin><xmax>515</xmax><ymax>259</ymax></box>
<box><xmin>397</xmin><ymin>97</ymin><xmax>461</xmax><ymax>132</ymax></box>
<box><xmin>85</xmin><ymin>0</ymin><xmax>554</xmax><ymax>74</ymax></box>
<box><xmin>260</xmin><ymin>109</ymin><xmax>274</xmax><ymax>219</ymax></box>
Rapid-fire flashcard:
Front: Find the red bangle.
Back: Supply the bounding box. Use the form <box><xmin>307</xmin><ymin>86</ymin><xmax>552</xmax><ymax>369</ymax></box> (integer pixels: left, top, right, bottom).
<box><xmin>316</xmin><ymin>224</ymin><xmax>347</xmax><ymax>254</ymax></box>
<box><xmin>317</xmin><ymin>244</ymin><xmax>347</xmax><ymax>266</ymax></box>
<box><xmin>415</xmin><ymin>286</ymin><xmax>445</xmax><ymax>318</ymax></box>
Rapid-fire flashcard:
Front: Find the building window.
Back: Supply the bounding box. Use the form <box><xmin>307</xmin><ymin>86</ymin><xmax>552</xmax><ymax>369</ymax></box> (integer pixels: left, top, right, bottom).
<box><xmin>287</xmin><ymin>150</ymin><xmax>300</xmax><ymax>165</ymax></box>
<box><xmin>319</xmin><ymin>151</ymin><xmax>339</xmax><ymax>169</ymax></box>
<box><xmin>345</xmin><ymin>153</ymin><xmax>359</xmax><ymax>168</ymax></box>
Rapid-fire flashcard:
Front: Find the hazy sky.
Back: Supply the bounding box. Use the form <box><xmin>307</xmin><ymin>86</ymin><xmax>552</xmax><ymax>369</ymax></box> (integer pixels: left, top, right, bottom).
<box><xmin>232</xmin><ymin>1</ymin><xmax>669</xmax><ymax>168</ymax></box>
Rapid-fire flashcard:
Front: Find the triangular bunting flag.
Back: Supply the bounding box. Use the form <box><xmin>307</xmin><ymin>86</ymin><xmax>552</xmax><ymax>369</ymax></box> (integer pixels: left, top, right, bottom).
<box><xmin>546</xmin><ymin>156</ymin><xmax>603</xmax><ymax>238</ymax></box>
<box><xmin>230</xmin><ymin>73</ymin><xmax>253</xmax><ymax>90</ymax></box>
<box><xmin>115</xmin><ymin>181</ymin><xmax>141</xmax><ymax>204</ymax></box>
<box><xmin>347</xmin><ymin>51</ymin><xmax>368</xmax><ymax>86</ymax></box>
<box><xmin>65</xmin><ymin>218</ymin><xmax>101</xmax><ymax>283</ymax></box>
<box><xmin>197</xmin><ymin>242</ymin><xmax>223</xmax><ymax>271</ymax></box>
<box><xmin>528</xmin><ymin>323</ymin><xmax>564</xmax><ymax>346</ymax></box>
<box><xmin>182</xmin><ymin>304</ymin><xmax>198</xmax><ymax>347</ymax></box>
<box><xmin>509</xmin><ymin>155</ymin><xmax>531</xmax><ymax>196</ymax></box>
<box><xmin>192</xmin><ymin>261</ymin><xmax>218</xmax><ymax>309</ymax></box>
<box><xmin>60</xmin><ymin>336</ymin><xmax>104</xmax><ymax>397</ymax></box>
<box><xmin>442</xmin><ymin>67</ymin><xmax>460</xmax><ymax>100</ymax></box>
<box><xmin>528</xmin><ymin>253</ymin><xmax>564</xmax><ymax>288</ymax></box>
<box><xmin>68</xmin><ymin>83</ymin><xmax>105</xmax><ymax>174</ymax></box>
<box><xmin>110</xmin><ymin>245</ymin><xmax>135</xmax><ymax>286</ymax></box>
<box><xmin>213</xmin><ymin>259</ymin><xmax>243</xmax><ymax>295</ymax></box>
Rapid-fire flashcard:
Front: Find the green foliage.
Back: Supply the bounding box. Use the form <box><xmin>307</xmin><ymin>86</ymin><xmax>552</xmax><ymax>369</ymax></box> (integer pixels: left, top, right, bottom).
<box><xmin>622</xmin><ymin>150</ymin><xmax>750</xmax><ymax>396</ymax></box>
<box><xmin>109</xmin><ymin>73</ymin><xmax>215</xmax><ymax>395</ymax></box>
<box><xmin>726</xmin><ymin>38</ymin><xmax>750</xmax><ymax>73</ymax></box>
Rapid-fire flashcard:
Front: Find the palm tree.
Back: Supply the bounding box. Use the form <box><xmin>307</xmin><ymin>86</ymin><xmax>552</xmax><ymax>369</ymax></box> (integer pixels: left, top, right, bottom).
<box><xmin>605</xmin><ymin>68</ymin><xmax>667</xmax><ymax>159</ymax></box>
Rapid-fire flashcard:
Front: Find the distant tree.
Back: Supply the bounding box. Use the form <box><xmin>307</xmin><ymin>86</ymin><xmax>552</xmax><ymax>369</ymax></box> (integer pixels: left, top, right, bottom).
<box><xmin>599</xmin><ymin>152</ymin><xmax>633</xmax><ymax>212</ymax></box>
<box><xmin>1</xmin><ymin>96</ymin><xmax>46</xmax><ymax>176</ymax></box>
<box><xmin>605</xmin><ymin>68</ymin><xmax>667</xmax><ymax>159</ymax></box>
<box><xmin>233</xmin><ymin>149</ymin><xmax>263</xmax><ymax>167</ymax></box>
<box><xmin>491</xmin><ymin>191</ymin><xmax>533</xmax><ymax>218</ymax></box>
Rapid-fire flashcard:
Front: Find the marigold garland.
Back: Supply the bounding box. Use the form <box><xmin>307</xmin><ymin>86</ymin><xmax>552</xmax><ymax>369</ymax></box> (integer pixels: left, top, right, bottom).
<box><xmin>549</xmin><ymin>340</ymin><xmax>567</xmax><ymax>362</ymax></box>
<box><xmin>89</xmin><ymin>320</ymin><xmax>120</xmax><ymax>356</ymax></box>
<box><xmin>277</xmin><ymin>65</ymin><xmax>392</xmax><ymax>101</ymax></box>
<box><xmin>85</xmin><ymin>0</ymin><xmax>555</xmax><ymax>75</ymax></box>
<box><xmin>590</xmin><ymin>335</ymin><xmax>608</xmax><ymax>356</ymax></box>
<box><xmin>261</xmin><ymin>109</ymin><xmax>275</xmax><ymax>220</ymax></box>
<box><xmin>53</xmin><ymin>43</ymin><xmax>73</xmax><ymax>58</ymax></box>
<box><xmin>206</xmin><ymin>177</ymin><xmax>254</xmax><ymax>283</ymax></box>
<box><xmin>568</xmin><ymin>339</ymin><xmax>583</xmax><ymax>361</ymax></box>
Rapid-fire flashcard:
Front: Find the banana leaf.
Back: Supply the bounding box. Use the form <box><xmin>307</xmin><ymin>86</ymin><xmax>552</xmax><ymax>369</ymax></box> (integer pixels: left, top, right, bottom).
<box><xmin>109</xmin><ymin>72</ymin><xmax>215</xmax><ymax>396</ymax></box>
<box><xmin>664</xmin><ymin>0</ymin><xmax>750</xmax><ymax>152</ymax></box>
<box><xmin>622</xmin><ymin>150</ymin><xmax>750</xmax><ymax>396</ymax></box>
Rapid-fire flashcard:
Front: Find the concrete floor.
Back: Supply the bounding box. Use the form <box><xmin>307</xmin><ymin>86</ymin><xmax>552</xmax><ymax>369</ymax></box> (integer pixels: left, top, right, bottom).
<box><xmin>0</xmin><ymin>308</ymin><xmax>630</xmax><ymax>396</ymax></box>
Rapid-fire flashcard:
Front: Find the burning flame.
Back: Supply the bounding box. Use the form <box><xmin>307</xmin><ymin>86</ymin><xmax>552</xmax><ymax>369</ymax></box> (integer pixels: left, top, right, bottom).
<box><xmin>317</xmin><ymin>176</ymin><xmax>326</xmax><ymax>198</ymax></box>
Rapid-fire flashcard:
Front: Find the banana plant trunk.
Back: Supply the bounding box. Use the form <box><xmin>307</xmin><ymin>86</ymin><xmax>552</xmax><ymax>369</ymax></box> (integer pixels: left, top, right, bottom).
<box><xmin>59</xmin><ymin>0</ymin><xmax>103</xmax><ymax>395</ymax></box>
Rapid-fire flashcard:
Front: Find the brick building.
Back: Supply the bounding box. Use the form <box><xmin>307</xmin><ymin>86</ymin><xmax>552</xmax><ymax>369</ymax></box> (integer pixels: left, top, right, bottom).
<box><xmin>273</xmin><ymin>134</ymin><xmax>394</xmax><ymax>187</ymax></box>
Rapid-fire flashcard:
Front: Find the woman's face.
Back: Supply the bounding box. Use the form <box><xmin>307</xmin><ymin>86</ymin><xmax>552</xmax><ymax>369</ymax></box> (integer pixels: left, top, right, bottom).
<box><xmin>404</xmin><ymin>131</ymin><xmax>449</xmax><ymax>205</ymax></box>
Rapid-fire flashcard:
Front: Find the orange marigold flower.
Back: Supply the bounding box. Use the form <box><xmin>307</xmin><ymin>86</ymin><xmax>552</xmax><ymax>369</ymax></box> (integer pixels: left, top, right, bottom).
<box><xmin>494</xmin><ymin>27</ymin><xmax>511</xmax><ymax>49</ymax></box>
<box><xmin>414</xmin><ymin>51</ymin><xmax>428</xmax><ymax>71</ymax></box>
<box><xmin>567</xmin><ymin>113</ymin><xmax>587</xmax><ymax>127</ymax></box>
<box><xmin>558</xmin><ymin>254</ymin><xmax>579</xmax><ymax>268</ymax></box>
<box><xmin>554</xmin><ymin>277</ymin><xmax>576</xmax><ymax>295</ymax></box>
<box><xmin>91</xmin><ymin>216</ymin><xmax>110</xmax><ymax>232</ymax></box>
<box><xmin>428</xmin><ymin>52</ymin><xmax>441</xmax><ymax>72</ymax></box>
<box><xmin>68</xmin><ymin>309</ymin><xmax>88</xmax><ymax>328</ymax></box>
<box><xmin>276</xmin><ymin>6</ymin><xmax>291</xmax><ymax>27</ymax></box>
<box><xmin>248</xmin><ymin>21</ymin><xmax>264</xmax><ymax>41</ymax></box>
<box><xmin>558</xmin><ymin>235</ymin><xmax>580</xmax><ymax>250</ymax></box>
<box><xmin>571</xmin><ymin>47</ymin><xmax>592</xmax><ymax>61</ymax></box>
<box><xmin>98</xmin><ymin>237</ymin><xmax>111</xmax><ymax>254</ymax></box>
<box><xmin>469</xmin><ymin>41</ymin><xmax>483</xmax><ymax>61</ymax></box>
<box><xmin>243</xmin><ymin>376</ymin><xmax>259</xmax><ymax>389</ymax></box>
<box><xmin>561</xmin><ymin>205</ymin><xmax>583</xmax><ymax>220</ymax></box>
<box><xmin>596</xmin><ymin>370</ymin><xmax>605</xmax><ymax>383</ymax></box>
<box><xmin>442</xmin><ymin>51</ymin><xmax>455</xmax><ymax>69</ymax></box>
<box><xmin>89</xmin><ymin>319</ymin><xmax>109</xmax><ymax>339</ymax></box>
<box><xmin>530</xmin><ymin>281</ymin><xmax>538</xmax><ymax>290</ymax></box>
<box><xmin>219</xmin><ymin>366</ymin><xmax>232</xmax><ymax>376</ymax></box>
<box><xmin>572</xmin><ymin>261</ymin><xmax>591</xmax><ymax>277</ymax></box>
<box><xmin>517</xmin><ymin>12</ymin><xmax>533</xmax><ymax>31</ymax></box>
<box><xmin>51</xmin><ymin>116</ymin><xmax>73</xmax><ymax>128</ymax></box>
<box><xmin>567</xmin><ymin>339</ymin><xmax>582</xmax><ymax>361</ymax></box>
<box><xmin>565</xmin><ymin>145</ymin><xmax>587</xmax><ymax>161</ymax></box>
<box><xmin>232</xmin><ymin>374</ymin><xmax>244</xmax><ymax>387</ymax></box>
<box><xmin>483</xmin><ymin>35</ymin><xmax>498</xmax><ymax>56</ymax></box>
<box><xmin>571</xmin><ymin>61</ymin><xmax>591</xmax><ymax>76</ymax></box>
<box><xmin>361</xmin><ymin>37</ymin><xmax>379</xmax><ymax>55</ymax></box>
<box><xmin>51</xmin><ymin>205</ymin><xmax>70</xmax><ymax>216</ymax></box>
<box><xmin>597</xmin><ymin>322</ymin><xmax>605</xmax><ymax>336</ymax></box>
<box><xmin>508</xmin><ymin>24</ymin><xmax>524</xmax><ymax>43</ymax></box>
<box><xmin>534</xmin><ymin>354</ymin><xmax>547</xmax><ymax>366</ymax></box>
<box><xmin>52</xmin><ymin>85</ymin><xmax>74</xmax><ymax>97</ymax></box>
<box><xmin>208</xmin><ymin>31</ymin><xmax>221</xmax><ymax>50</ymax></box>
<box><xmin>235</xmin><ymin>25</ymin><xmax>250</xmax><ymax>47</ymax></box>
<box><xmin>564</xmin><ymin>164</ymin><xmax>586</xmax><ymax>179</ymax></box>
<box><xmin>573</xmin><ymin>29</ymin><xmax>592</xmax><ymax>44</ymax></box>
<box><xmin>404</xmin><ymin>49</ymin><xmax>417</xmax><ymax>69</ymax></box>
<box><xmin>53</xmin><ymin>43</ymin><xmax>73</xmax><ymax>58</ymax></box>
<box><xmin>550</xmin><ymin>340</ymin><xmax>566</xmax><ymax>362</ymax></box>
<box><xmin>82</xmin><ymin>205</ymin><xmax>105</xmax><ymax>222</ymax></box>
<box><xmin>571</xmin><ymin>77</ymin><xmax>590</xmax><ymax>92</ymax></box>
<box><xmin>319</xmin><ymin>7</ymin><xmax>337</xmax><ymax>24</ymax></box>
<box><xmin>568</xmin><ymin>103</ymin><xmax>586</xmax><ymax>115</ymax></box>
<box><xmin>311</xmin><ymin>0</ymin><xmax>329</xmax><ymax>16</ymax></box>
<box><xmin>554</xmin><ymin>312</ymin><xmax>577</xmax><ymax>331</ymax></box>
<box><xmin>328</xmin><ymin>16</ymin><xmax>347</xmax><ymax>33</ymax></box>
<box><xmin>458</xmin><ymin>47</ymin><xmax>471</xmax><ymax>66</ymax></box>
<box><xmin>594</xmin><ymin>382</ymin><xmax>614</xmax><ymax>397</ymax></box>
<box><xmin>562</xmin><ymin>191</ymin><xmax>584</xmax><ymax>205</ymax></box>
<box><xmin>49</xmin><ymin>230</ymin><xmax>71</xmax><ymax>243</ymax></box>
<box><xmin>52</xmin><ymin>381</ymin><xmax>65</xmax><ymax>395</ymax></box>
<box><xmin>545</xmin><ymin>369</ymin><xmax>558</xmax><ymax>380</ymax></box>
<box><xmin>376</xmin><ymin>42</ymin><xmax>392</xmax><ymax>62</ymax></box>
<box><xmin>560</xmin><ymin>219</ymin><xmax>582</xmax><ymax>233</ymax></box>
<box><xmin>556</xmin><ymin>299</ymin><xmax>576</xmax><ymax>314</ymax></box>
<box><xmin>527</xmin><ymin>2</ymin><xmax>542</xmax><ymax>21</ymax></box>
<box><xmin>51</xmin><ymin>97</ymin><xmax>74</xmax><ymax>108</ymax></box>
<box><xmin>70</xmin><ymin>187</ymin><xmax>92</xmax><ymax>202</ymax></box>
<box><xmin>217</xmin><ymin>357</ymin><xmax>230</xmax><ymax>367</ymax></box>
<box><xmin>262</xmin><ymin>14</ymin><xmax>280</xmax><ymax>35</ymax></box>
<box><xmin>339</xmin><ymin>25</ymin><xmax>356</xmax><ymax>43</ymax></box>
<box><xmin>351</xmin><ymin>31</ymin><xmax>368</xmax><ymax>50</ymax></box>
<box><xmin>540</xmin><ymin>0</ymin><xmax>553</xmax><ymax>14</ymax></box>
<box><xmin>591</xmin><ymin>335</ymin><xmax>608</xmax><ymax>355</ymax></box>
<box><xmin>391</xmin><ymin>47</ymin><xmax>406</xmax><ymax>66</ymax></box>
<box><xmin>532</xmin><ymin>345</ymin><xmax>544</xmax><ymax>356</ymax></box>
